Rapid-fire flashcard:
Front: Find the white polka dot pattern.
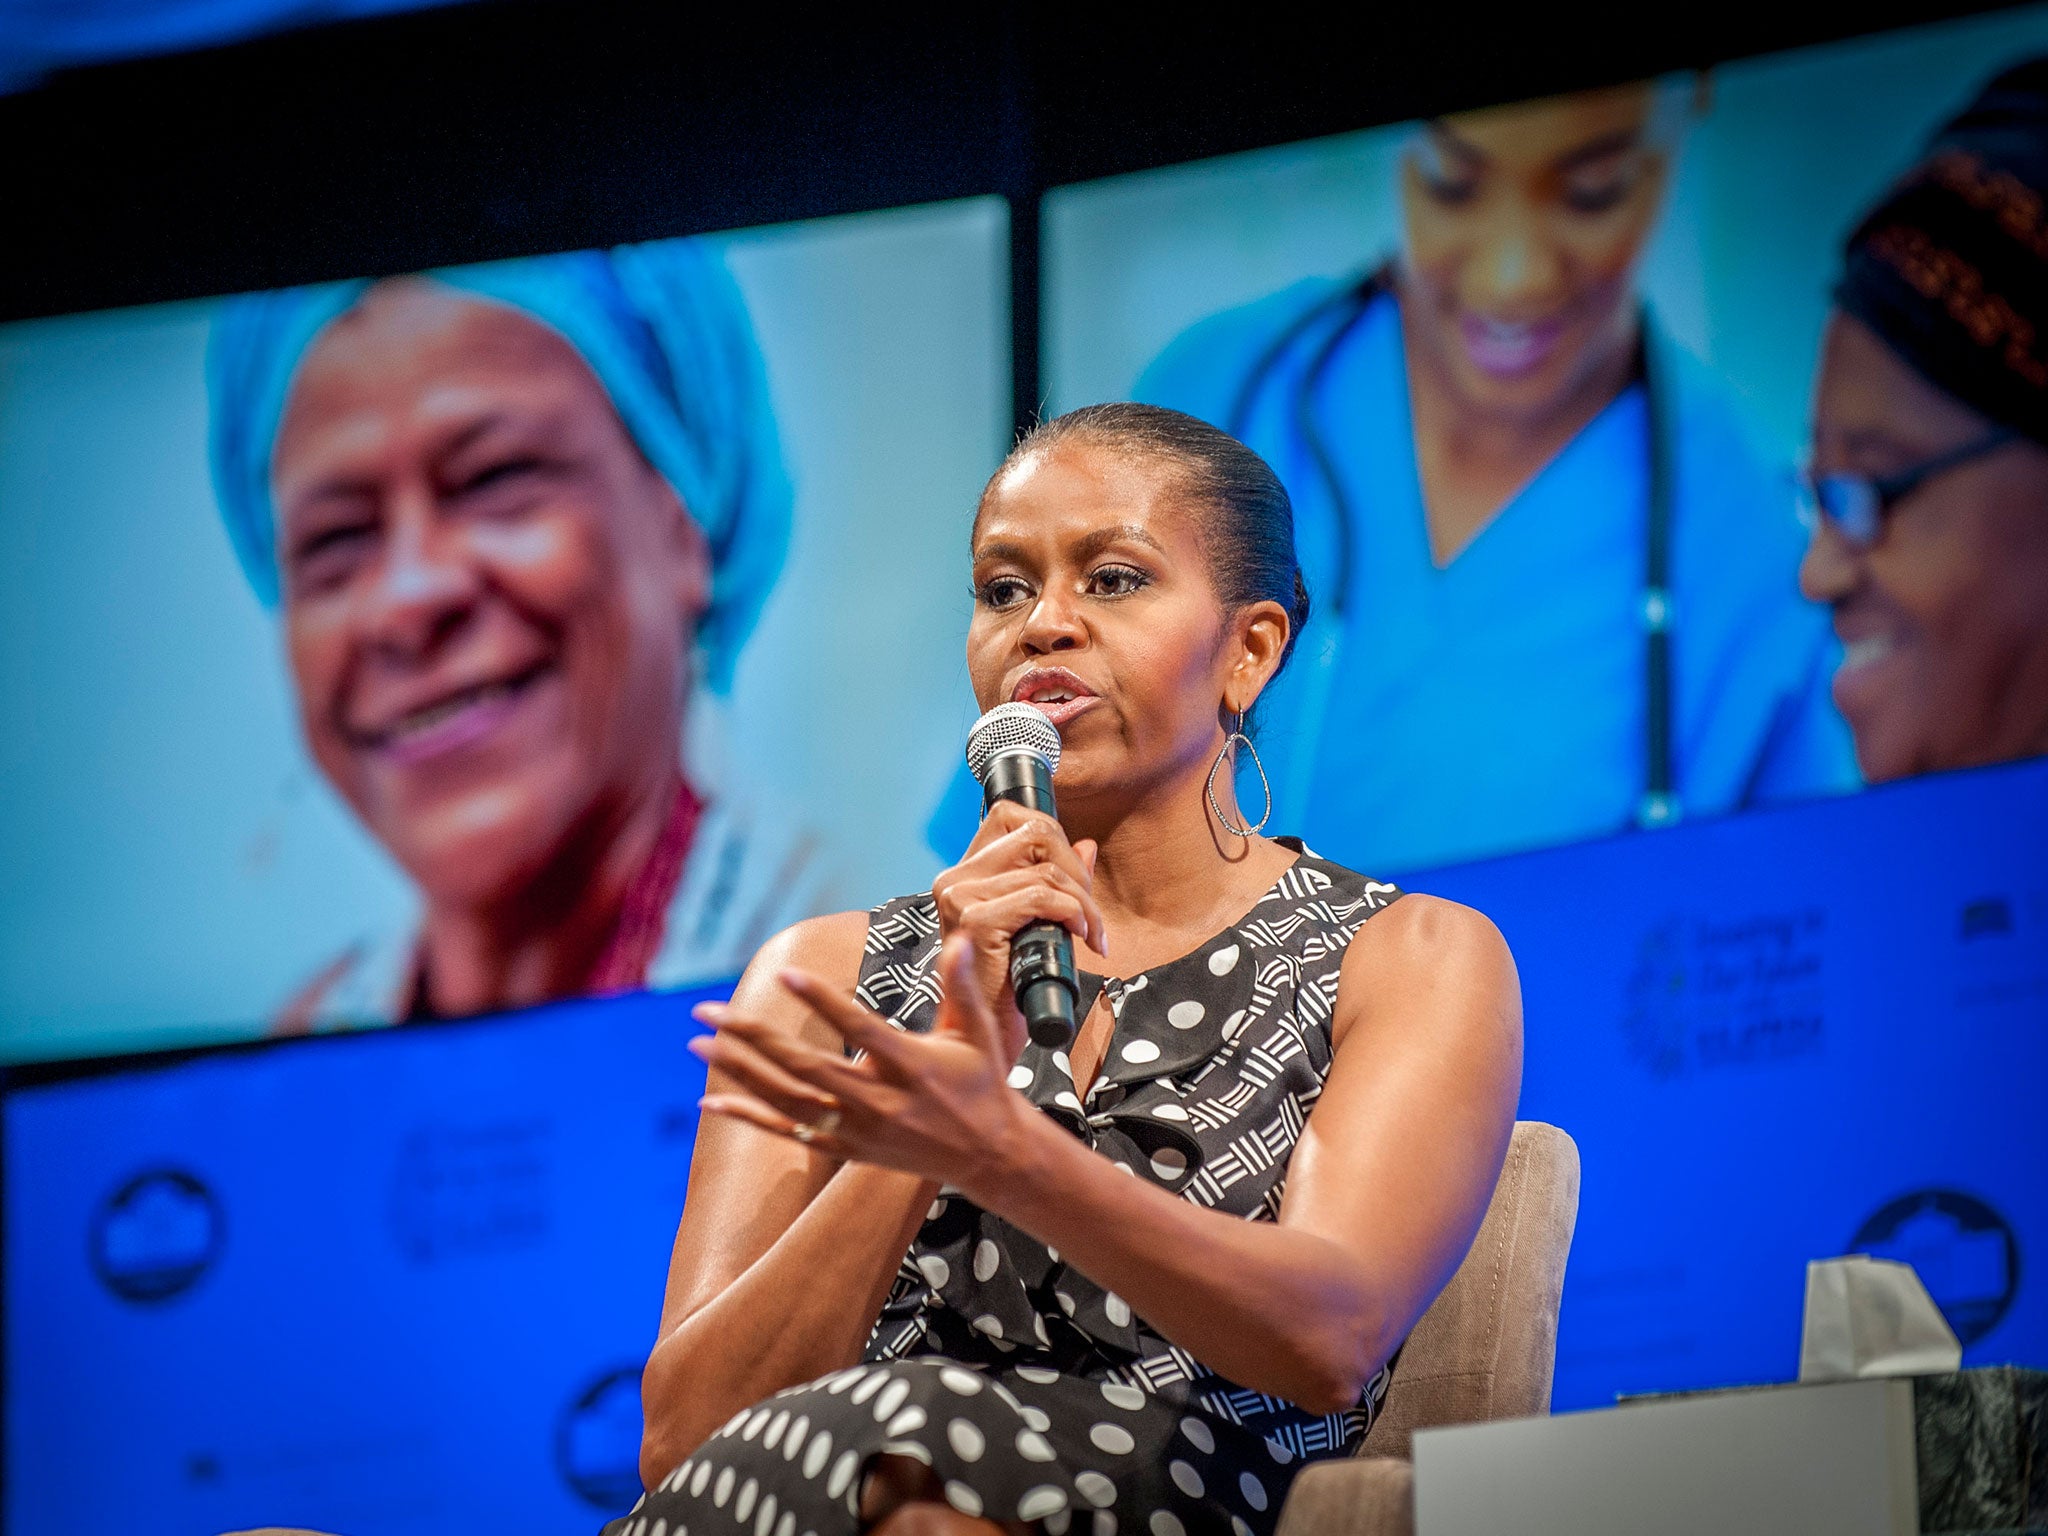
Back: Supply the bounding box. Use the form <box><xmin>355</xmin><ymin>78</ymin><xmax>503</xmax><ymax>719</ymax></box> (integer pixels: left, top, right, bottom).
<box><xmin>1074</xmin><ymin>1471</ymin><xmax>1118</xmax><ymax>1508</ymax></box>
<box><xmin>872</xmin><ymin>1378</ymin><xmax>910</xmax><ymax>1422</ymax></box>
<box><xmin>1018</xmin><ymin>1486</ymin><xmax>1067</xmax><ymax>1521</ymax></box>
<box><xmin>944</xmin><ymin>1480</ymin><xmax>983</xmax><ymax>1516</ymax></box>
<box><xmin>1089</xmin><ymin>1422</ymin><xmax>1136</xmax><ymax>1455</ymax></box>
<box><xmin>847</xmin><ymin>1373</ymin><xmax>885</xmax><ymax>1406</ymax></box>
<box><xmin>947</xmin><ymin>1418</ymin><xmax>985</xmax><ymax>1461</ymax></box>
<box><xmin>614</xmin><ymin>1348</ymin><xmax>1391</xmax><ymax>1536</ymax></box>
<box><xmin>824</xmin><ymin>1449</ymin><xmax>857</xmax><ymax>1500</ymax></box>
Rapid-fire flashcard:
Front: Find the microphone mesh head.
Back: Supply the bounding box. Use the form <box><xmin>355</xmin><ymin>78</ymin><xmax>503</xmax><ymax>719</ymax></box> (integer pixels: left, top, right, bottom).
<box><xmin>965</xmin><ymin>702</ymin><xmax>1063</xmax><ymax>784</ymax></box>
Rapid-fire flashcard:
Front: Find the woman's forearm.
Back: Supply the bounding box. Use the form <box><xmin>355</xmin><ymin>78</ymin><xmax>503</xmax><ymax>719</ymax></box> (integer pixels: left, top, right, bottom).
<box><xmin>978</xmin><ymin>1113</ymin><xmax>1393</xmax><ymax>1413</ymax></box>
<box><xmin>639</xmin><ymin>1162</ymin><xmax>936</xmax><ymax>1487</ymax></box>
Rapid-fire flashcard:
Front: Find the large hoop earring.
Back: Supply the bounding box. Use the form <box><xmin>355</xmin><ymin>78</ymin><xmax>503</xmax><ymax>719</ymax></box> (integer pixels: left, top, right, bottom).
<box><xmin>1206</xmin><ymin>712</ymin><xmax>1272</xmax><ymax>837</ymax></box>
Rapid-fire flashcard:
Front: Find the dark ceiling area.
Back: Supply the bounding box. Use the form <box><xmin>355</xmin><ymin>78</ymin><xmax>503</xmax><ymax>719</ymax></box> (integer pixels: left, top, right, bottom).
<box><xmin>0</xmin><ymin>0</ymin><xmax>2018</xmax><ymax>325</ymax></box>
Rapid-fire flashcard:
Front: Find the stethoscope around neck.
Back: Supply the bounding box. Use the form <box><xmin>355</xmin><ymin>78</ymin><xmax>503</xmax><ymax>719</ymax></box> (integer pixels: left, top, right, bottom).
<box><xmin>1224</xmin><ymin>262</ymin><xmax>1681</xmax><ymax>836</ymax></box>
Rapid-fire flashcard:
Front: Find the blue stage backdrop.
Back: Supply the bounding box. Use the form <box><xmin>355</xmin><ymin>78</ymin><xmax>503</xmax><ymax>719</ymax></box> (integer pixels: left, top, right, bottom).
<box><xmin>9</xmin><ymin>757</ymin><xmax>2043</xmax><ymax>1533</ymax></box>
<box><xmin>5</xmin><ymin>985</ymin><xmax>720</xmax><ymax>1535</ymax></box>
<box><xmin>1411</xmin><ymin>754</ymin><xmax>2047</xmax><ymax>1410</ymax></box>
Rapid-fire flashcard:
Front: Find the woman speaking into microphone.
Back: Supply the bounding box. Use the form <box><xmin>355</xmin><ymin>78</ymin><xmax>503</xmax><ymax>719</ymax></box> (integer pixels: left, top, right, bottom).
<box><xmin>623</xmin><ymin>405</ymin><xmax>1522</xmax><ymax>1536</ymax></box>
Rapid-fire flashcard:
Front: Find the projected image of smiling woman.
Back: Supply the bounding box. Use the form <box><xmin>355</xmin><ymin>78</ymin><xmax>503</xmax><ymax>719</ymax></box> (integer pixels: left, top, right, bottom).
<box><xmin>209</xmin><ymin>242</ymin><xmax>830</xmax><ymax>1028</ymax></box>
<box><xmin>1113</xmin><ymin>80</ymin><xmax>1859</xmax><ymax>873</ymax></box>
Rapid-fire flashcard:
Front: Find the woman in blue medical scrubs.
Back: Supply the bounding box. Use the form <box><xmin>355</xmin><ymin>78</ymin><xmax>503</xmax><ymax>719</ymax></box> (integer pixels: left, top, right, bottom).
<box><xmin>934</xmin><ymin>81</ymin><xmax>1856</xmax><ymax>874</ymax></box>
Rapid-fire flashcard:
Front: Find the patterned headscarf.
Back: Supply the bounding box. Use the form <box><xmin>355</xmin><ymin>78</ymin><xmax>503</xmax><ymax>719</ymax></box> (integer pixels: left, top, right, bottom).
<box><xmin>207</xmin><ymin>239</ymin><xmax>789</xmax><ymax>692</ymax></box>
<box><xmin>1837</xmin><ymin>59</ymin><xmax>2048</xmax><ymax>445</ymax></box>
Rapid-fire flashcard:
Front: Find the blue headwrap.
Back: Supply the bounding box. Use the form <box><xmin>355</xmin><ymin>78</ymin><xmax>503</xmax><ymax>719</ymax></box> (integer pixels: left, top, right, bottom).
<box><xmin>207</xmin><ymin>239</ymin><xmax>789</xmax><ymax>692</ymax></box>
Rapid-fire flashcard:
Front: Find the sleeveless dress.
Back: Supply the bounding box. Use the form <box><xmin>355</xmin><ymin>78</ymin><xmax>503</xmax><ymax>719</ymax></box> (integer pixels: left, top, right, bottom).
<box><xmin>612</xmin><ymin>842</ymin><xmax>1403</xmax><ymax>1536</ymax></box>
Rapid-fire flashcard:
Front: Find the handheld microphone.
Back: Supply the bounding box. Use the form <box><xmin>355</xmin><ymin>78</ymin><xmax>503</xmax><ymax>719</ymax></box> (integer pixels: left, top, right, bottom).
<box><xmin>965</xmin><ymin>702</ymin><xmax>1081</xmax><ymax>1049</ymax></box>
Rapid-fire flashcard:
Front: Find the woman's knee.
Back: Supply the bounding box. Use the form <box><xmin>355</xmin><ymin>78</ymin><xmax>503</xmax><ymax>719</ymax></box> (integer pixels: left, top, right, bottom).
<box><xmin>861</xmin><ymin>1454</ymin><xmax>1009</xmax><ymax>1536</ymax></box>
<box><xmin>868</xmin><ymin>1498</ymin><xmax>1008</xmax><ymax>1536</ymax></box>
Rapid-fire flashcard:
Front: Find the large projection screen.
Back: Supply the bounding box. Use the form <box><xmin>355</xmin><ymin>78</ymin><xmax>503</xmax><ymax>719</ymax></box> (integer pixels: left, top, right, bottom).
<box><xmin>0</xmin><ymin>198</ymin><xmax>1009</xmax><ymax>1064</ymax></box>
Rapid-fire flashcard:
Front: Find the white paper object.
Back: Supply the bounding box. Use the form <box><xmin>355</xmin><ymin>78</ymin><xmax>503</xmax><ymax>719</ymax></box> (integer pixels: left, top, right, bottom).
<box><xmin>1415</xmin><ymin>1378</ymin><xmax>1918</xmax><ymax>1536</ymax></box>
<box><xmin>1799</xmin><ymin>1254</ymin><xmax>1962</xmax><ymax>1382</ymax></box>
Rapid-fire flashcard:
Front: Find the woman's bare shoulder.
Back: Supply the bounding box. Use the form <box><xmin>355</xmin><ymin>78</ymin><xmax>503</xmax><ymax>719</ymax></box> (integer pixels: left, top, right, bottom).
<box><xmin>1351</xmin><ymin>891</ymin><xmax>1508</xmax><ymax>961</ymax></box>
<box><xmin>1334</xmin><ymin>893</ymin><xmax>1521</xmax><ymax>1049</ymax></box>
<box><xmin>767</xmin><ymin>908</ymin><xmax>872</xmax><ymax>970</ymax></box>
<box><xmin>740</xmin><ymin>908</ymin><xmax>872</xmax><ymax>996</ymax></box>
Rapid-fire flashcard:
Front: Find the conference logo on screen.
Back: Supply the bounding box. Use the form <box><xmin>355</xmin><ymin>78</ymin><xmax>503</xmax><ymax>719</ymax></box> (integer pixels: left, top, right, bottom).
<box><xmin>1853</xmin><ymin>1189</ymin><xmax>2021</xmax><ymax>1347</ymax></box>
<box><xmin>388</xmin><ymin>1118</ymin><xmax>552</xmax><ymax>1264</ymax></box>
<box><xmin>557</xmin><ymin>1365</ymin><xmax>646</xmax><ymax>1512</ymax></box>
<box><xmin>89</xmin><ymin>1167</ymin><xmax>224</xmax><ymax>1304</ymax></box>
<box><xmin>1622</xmin><ymin>909</ymin><xmax>1825</xmax><ymax>1079</ymax></box>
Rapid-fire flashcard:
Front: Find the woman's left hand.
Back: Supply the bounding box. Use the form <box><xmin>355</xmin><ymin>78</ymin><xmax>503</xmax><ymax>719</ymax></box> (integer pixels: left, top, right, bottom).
<box><xmin>689</xmin><ymin>933</ymin><xmax>1034</xmax><ymax>1198</ymax></box>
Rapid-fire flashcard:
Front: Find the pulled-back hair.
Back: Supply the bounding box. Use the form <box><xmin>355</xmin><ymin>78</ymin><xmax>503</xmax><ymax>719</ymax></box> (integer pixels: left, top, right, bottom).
<box><xmin>981</xmin><ymin>403</ymin><xmax>1313</xmax><ymax>693</ymax></box>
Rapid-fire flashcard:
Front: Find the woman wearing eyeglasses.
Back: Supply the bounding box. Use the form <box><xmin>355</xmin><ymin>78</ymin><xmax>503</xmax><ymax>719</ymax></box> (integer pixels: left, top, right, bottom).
<box><xmin>1801</xmin><ymin>60</ymin><xmax>2048</xmax><ymax>783</ymax></box>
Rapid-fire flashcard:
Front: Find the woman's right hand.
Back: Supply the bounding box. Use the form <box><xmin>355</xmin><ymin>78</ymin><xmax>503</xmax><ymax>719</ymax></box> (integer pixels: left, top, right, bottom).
<box><xmin>928</xmin><ymin>800</ymin><xmax>1106</xmax><ymax>1062</ymax></box>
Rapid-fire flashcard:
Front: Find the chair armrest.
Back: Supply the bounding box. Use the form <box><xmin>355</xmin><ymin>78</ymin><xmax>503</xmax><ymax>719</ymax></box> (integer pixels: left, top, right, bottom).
<box><xmin>1274</xmin><ymin>1456</ymin><xmax>1414</xmax><ymax>1536</ymax></box>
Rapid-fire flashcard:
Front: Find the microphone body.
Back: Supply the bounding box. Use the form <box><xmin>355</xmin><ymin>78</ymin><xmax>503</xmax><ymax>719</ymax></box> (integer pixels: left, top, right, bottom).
<box><xmin>965</xmin><ymin>704</ymin><xmax>1081</xmax><ymax>1049</ymax></box>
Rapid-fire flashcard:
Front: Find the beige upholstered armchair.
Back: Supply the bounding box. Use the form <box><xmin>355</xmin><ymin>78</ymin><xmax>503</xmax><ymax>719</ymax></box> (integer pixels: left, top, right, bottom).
<box><xmin>1276</xmin><ymin>1120</ymin><xmax>1583</xmax><ymax>1536</ymax></box>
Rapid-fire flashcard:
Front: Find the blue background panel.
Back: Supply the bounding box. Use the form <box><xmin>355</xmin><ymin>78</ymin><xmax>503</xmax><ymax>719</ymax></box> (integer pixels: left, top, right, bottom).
<box><xmin>6</xmin><ymin>759</ymin><xmax>2045</xmax><ymax>1532</ymax></box>
<box><xmin>6</xmin><ymin>985</ymin><xmax>721</xmax><ymax>1536</ymax></box>
<box><xmin>1414</xmin><ymin>755</ymin><xmax>2048</xmax><ymax>1409</ymax></box>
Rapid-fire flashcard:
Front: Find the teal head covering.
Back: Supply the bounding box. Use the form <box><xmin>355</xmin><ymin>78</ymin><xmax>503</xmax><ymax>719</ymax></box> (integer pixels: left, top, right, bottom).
<box><xmin>207</xmin><ymin>239</ymin><xmax>789</xmax><ymax>693</ymax></box>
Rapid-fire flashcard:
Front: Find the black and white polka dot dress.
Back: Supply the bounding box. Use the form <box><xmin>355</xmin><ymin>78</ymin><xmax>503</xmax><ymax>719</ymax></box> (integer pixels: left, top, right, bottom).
<box><xmin>615</xmin><ymin>842</ymin><xmax>1403</xmax><ymax>1536</ymax></box>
